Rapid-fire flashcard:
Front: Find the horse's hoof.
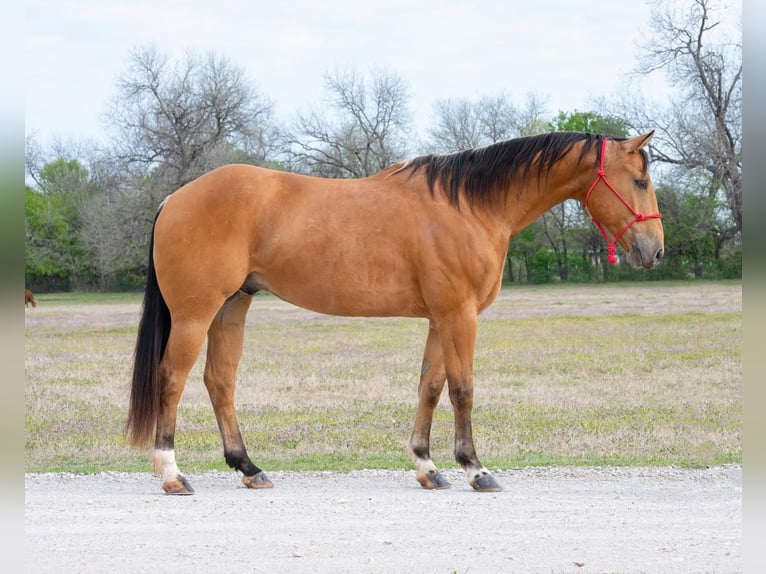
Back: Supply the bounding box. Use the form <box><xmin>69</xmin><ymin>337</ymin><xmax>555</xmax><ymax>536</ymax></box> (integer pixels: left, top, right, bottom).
<box><xmin>470</xmin><ymin>472</ymin><xmax>503</xmax><ymax>492</ymax></box>
<box><xmin>162</xmin><ymin>475</ymin><xmax>195</xmax><ymax>495</ymax></box>
<box><xmin>418</xmin><ymin>470</ymin><xmax>451</xmax><ymax>490</ymax></box>
<box><xmin>242</xmin><ymin>471</ymin><xmax>274</xmax><ymax>489</ymax></box>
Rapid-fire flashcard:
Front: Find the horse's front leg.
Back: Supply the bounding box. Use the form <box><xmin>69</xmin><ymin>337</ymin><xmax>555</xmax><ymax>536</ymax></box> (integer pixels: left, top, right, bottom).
<box><xmin>204</xmin><ymin>292</ymin><xmax>272</xmax><ymax>490</ymax></box>
<box><xmin>408</xmin><ymin>321</ymin><xmax>450</xmax><ymax>489</ymax></box>
<box><xmin>438</xmin><ymin>309</ymin><xmax>502</xmax><ymax>492</ymax></box>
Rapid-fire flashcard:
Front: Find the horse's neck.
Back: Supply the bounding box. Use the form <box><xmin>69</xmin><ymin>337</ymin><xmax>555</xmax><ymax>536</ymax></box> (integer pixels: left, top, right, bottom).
<box><xmin>502</xmin><ymin>157</ymin><xmax>592</xmax><ymax>238</ymax></box>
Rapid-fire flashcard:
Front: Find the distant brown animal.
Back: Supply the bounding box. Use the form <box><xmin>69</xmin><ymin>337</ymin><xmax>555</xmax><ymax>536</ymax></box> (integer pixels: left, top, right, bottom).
<box><xmin>127</xmin><ymin>131</ymin><xmax>664</xmax><ymax>495</ymax></box>
<box><xmin>25</xmin><ymin>289</ymin><xmax>37</xmax><ymax>308</ymax></box>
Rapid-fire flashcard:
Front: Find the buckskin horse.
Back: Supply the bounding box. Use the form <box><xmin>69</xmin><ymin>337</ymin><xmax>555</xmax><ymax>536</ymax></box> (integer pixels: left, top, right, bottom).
<box><xmin>127</xmin><ymin>131</ymin><xmax>663</xmax><ymax>494</ymax></box>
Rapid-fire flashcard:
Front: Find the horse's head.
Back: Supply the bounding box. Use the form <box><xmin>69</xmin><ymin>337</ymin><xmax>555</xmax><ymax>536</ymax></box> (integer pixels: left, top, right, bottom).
<box><xmin>583</xmin><ymin>132</ymin><xmax>664</xmax><ymax>269</ymax></box>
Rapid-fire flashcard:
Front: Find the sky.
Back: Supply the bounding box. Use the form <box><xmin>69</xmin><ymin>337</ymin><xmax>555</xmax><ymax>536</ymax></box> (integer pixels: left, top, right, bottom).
<box><xmin>24</xmin><ymin>0</ymin><xmax>737</xmax><ymax>148</ymax></box>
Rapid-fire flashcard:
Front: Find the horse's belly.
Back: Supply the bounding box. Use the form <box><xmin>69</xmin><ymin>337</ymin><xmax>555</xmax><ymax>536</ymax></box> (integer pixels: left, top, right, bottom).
<box><xmin>252</xmin><ymin>265</ymin><xmax>426</xmax><ymax>318</ymax></box>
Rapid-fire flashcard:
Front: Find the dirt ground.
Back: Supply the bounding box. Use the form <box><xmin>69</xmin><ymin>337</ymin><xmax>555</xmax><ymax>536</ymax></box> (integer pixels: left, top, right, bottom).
<box><xmin>25</xmin><ymin>465</ymin><xmax>741</xmax><ymax>574</ymax></box>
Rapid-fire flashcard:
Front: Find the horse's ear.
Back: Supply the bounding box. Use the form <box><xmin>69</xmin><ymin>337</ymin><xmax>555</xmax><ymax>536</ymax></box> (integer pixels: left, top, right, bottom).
<box><xmin>624</xmin><ymin>131</ymin><xmax>655</xmax><ymax>152</ymax></box>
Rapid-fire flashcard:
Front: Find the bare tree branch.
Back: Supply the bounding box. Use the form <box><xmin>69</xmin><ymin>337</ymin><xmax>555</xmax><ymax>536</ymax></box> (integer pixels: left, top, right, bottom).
<box><xmin>105</xmin><ymin>45</ymin><xmax>277</xmax><ymax>191</ymax></box>
<box><xmin>426</xmin><ymin>92</ymin><xmax>548</xmax><ymax>153</ymax></box>
<box><xmin>626</xmin><ymin>0</ymin><xmax>741</xmax><ymax>235</ymax></box>
<box><xmin>285</xmin><ymin>67</ymin><xmax>412</xmax><ymax>178</ymax></box>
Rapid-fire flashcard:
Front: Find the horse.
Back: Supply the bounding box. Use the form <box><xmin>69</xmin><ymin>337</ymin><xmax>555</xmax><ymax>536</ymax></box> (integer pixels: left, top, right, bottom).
<box><xmin>127</xmin><ymin>131</ymin><xmax>663</xmax><ymax>495</ymax></box>
<box><xmin>25</xmin><ymin>289</ymin><xmax>37</xmax><ymax>308</ymax></box>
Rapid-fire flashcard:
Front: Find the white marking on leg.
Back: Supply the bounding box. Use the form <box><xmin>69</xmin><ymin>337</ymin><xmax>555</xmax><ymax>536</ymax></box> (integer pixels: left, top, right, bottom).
<box><xmin>416</xmin><ymin>457</ymin><xmax>439</xmax><ymax>482</ymax></box>
<box><xmin>465</xmin><ymin>464</ymin><xmax>492</xmax><ymax>485</ymax></box>
<box><xmin>152</xmin><ymin>449</ymin><xmax>181</xmax><ymax>482</ymax></box>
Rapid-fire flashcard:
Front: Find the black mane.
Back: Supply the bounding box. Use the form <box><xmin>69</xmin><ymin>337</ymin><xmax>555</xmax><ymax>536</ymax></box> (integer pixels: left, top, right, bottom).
<box><xmin>398</xmin><ymin>132</ymin><xmax>607</xmax><ymax>208</ymax></box>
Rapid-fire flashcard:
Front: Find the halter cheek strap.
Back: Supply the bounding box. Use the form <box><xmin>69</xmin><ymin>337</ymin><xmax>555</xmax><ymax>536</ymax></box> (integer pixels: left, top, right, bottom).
<box><xmin>583</xmin><ymin>138</ymin><xmax>662</xmax><ymax>264</ymax></box>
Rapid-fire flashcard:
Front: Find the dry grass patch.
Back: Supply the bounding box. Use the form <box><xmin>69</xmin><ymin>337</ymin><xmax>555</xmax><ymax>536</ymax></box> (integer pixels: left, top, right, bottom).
<box><xmin>25</xmin><ymin>281</ymin><xmax>741</xmax><ymax>473</ymax></box>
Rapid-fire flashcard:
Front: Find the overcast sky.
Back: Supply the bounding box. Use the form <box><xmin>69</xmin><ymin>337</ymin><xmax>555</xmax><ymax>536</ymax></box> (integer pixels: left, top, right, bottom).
<box><xmin>24</xmin><ymin>0</ymin><xmax>737</xmax><ymax>148</ymax></box>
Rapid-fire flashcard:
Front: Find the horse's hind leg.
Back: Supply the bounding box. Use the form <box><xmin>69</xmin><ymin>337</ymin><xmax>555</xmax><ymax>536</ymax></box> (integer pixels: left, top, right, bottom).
<box><xmin>153</xmin><ymin>318</ymin><xmax>212</xmax><ymax>495</ymax></box>
<box><xmin>204</xmin><ymin>291</ymin><xmax>273</xmax><ymax>489</ymax></box>
<box><xmin>408</xmin><ymin>321</ymin><xmax>451</xmax><ymax>489</ymax></box>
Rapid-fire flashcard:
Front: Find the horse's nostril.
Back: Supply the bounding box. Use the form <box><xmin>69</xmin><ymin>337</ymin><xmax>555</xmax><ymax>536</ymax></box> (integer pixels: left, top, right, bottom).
<box><xmin>655</xmin><ymin>247</ymin><xmax>664</xmax><ymax>262</ymax></box>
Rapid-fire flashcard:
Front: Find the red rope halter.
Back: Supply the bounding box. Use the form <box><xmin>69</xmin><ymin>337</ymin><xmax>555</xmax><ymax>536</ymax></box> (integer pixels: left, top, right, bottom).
<box><xmin>583</xmin><ymin>138</ymin><xmax>662</xmax><ymax>264</ymax></box>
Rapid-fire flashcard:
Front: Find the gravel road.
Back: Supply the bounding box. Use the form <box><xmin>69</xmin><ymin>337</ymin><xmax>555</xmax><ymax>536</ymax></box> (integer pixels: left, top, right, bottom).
<box><xmin>25</xmin><ymin>465</ymin><xmax>741</xmax><ymax>573</ymax></box>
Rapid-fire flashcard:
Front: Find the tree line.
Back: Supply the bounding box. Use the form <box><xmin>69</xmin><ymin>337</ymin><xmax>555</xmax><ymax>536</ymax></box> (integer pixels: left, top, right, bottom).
<box><xmin>25</xmin><ymin>0</ymin><xmax>741</xmax><ymax>291</ymax></box>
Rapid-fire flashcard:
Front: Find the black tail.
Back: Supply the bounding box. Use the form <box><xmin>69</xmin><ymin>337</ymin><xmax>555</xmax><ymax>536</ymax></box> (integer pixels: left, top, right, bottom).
<box><xmin>126</xmin><ymin>211</ymin><xmax>171</xmax><ymax>447</ymax></box>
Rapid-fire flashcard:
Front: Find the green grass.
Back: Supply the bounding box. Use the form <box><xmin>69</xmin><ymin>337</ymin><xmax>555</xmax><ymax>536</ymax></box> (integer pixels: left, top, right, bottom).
<box><xmin>25</xmin><ymin>281</ymin><xmax>741</xmax><ymax>474</ymax></box>
<box><xmin>28</xmin><ymin>291</ymin><xmax>144</xmax><ymax>306</ymax></box>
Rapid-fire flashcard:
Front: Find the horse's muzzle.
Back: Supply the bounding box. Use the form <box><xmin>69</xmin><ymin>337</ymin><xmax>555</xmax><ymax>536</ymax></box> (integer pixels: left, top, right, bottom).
<box><xmin>628</xmin><ymin>243</ymin><xmax>664</xmax><ymax>269</ymax></box>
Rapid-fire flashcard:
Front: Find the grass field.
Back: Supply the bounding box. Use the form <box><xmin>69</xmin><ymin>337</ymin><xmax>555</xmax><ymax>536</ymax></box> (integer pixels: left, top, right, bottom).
<box><xmin>24</xmin><ymin>281</ymin><xmax>741</xmax><ymax>474</ymax></box>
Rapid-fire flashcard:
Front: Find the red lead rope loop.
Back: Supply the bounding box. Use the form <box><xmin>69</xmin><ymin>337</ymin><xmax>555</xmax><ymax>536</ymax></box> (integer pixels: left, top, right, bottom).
<box><xmin>583</xmin><ymin>138</ymin><xmax>662</xmax><ymax>265</ymax></box>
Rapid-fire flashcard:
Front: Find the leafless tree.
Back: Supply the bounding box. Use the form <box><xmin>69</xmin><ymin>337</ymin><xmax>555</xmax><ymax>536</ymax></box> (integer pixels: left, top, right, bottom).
<box><xmin>25</xmin><ymin>135</ymin><xmax>98</xmax><ymax>191</ymax></box>
<box><xmin>286</xmin><ymin>67</ymin><xmax>412</xmax><ymax>177</ymax></box>
<box><xmin>620</xmin><ymin>0</ymin><xmax>741</xmax><ymax>237</ymax></box>
<box><xmin>105</xmin><ymin>45</ymin><xmax>278</xmax><ymax>191</ymax></box>
<box><xmin>78</xmin><ymin>188</ymin><xmax>146</xmax><ymax>289</ymax></box>
<box><xmin>426</xmin><ymin>93</ymin><xmax>548</xmax><ymax>153</ymax></box>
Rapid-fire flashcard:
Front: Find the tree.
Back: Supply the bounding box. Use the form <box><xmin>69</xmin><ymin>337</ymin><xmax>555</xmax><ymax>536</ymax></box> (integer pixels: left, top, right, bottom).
<box><xmin>25</xmin><ymin>159</ymin><xmax>95</xmax><ymax>291</ymax></box>
<box><xmin>25</xmin><ymin>187</ymin><xmax>72</xmax><ymax>289</ymax></box>
<box><xmin>548</xmin><ymin>110</ymin><xmax>629</xmax><ymax>137</ymax></box>
<box><xmin>25</xmin><ymin>136</ymin><xmax>148</xmax><ymax>291</ymax></box>
<box><xmin>78</xmin><ymin>187</ymin><xmax>152</xmax><ymax>290</ymax></box>
<box><xmin>105</xmin><ymin>45</ymin><xmax>277</xmax><ymax>191</ymax></box>
<box><xmin>655</xmin><ymin>182</ymin><xmax>717</xmax><ymax>278</ymax></box>
<box><xmin>426</xmin><ymin>93</ymin><xmax>548</xmax><ymax>153</ymax></box>
<box><xmin>506</xmin><ymin>225</ymin><xmax>539</xmax><ymax>283</ymax></box>
<box><xmin>286</xmin><ymin>67</ymin><xmax>412</xmax><ymax>177</ymax></box>
<box><xmin>622</xmin><ymin>0</ymin><xmax>741</xmax><ymax>239</ymax></box>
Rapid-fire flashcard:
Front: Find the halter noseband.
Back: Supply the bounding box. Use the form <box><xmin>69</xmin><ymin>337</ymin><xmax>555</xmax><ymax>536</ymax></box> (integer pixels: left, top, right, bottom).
<box><xmin>583</xmin><ymin>138</ymin><xmax>662</xmax><ymax>264</ymax></box>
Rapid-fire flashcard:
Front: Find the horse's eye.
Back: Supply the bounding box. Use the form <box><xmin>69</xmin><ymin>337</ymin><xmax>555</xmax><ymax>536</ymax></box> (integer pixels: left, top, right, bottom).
<box><xmin>635</xmin><ymin>179</ymin><xmax>648</xmax><ymax>190</ymax></box>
